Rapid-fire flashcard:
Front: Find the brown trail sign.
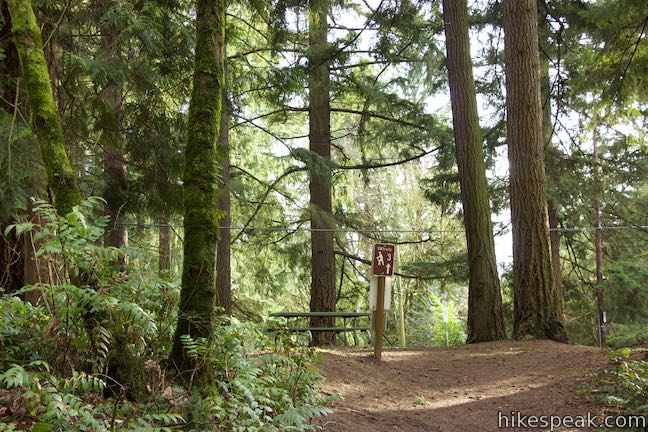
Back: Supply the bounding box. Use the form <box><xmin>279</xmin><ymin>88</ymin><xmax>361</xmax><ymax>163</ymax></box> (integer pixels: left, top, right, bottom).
<box><xmin>372</xmin><ymin>243</ymin><xmax>395</xmax><ymax>276</ymax></box>
<box><xmin>371</xmin><ymin>243</ymin><xmax>396</xmax><ymax>361</ymax></box>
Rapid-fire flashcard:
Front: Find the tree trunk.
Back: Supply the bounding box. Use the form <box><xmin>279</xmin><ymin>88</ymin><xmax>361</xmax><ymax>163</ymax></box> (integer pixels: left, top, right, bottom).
<box><xmin>0</xmin><ymin>218</ymin><xmax>24</xmax><ymax>294</ymax></box>
<box><xmin>547</xmin><ymin>202</ymin><xmax>564</xmax><ymax>319</ymax></box>
<box><xmin>539</xmin><ymin>15</ymin><xmax>565</xmax><ymax>322</ymax></box>
<box><xmin>23</xmin><ymin>200</ymin><xmax>46</xmax><ymax>304</ymax></box>
<box><xmin>1</xmin><ymin>0</ymin><xmax>20</xmax><ymax>114</ymax></box>
<box><xmin>98</xmin><ymin>0</ymin><xmax>128</xmax><ymax>250</ymax></box>
<box><xmin>216</xmin><ymin>86</ymin><xmax>231</xmax><ymax>315</ymax></box>
<box><xmin>169</xmin><ymin>0</ymin><xmax>225</xmax><ymax>375</ymax></box>
<box><xmin>593</xmin><ymin>127</ymin><xmax>605</xmax><ymax>346</ymax></box>
<box><xmin>8</xmin><ymin>0</ymin><xmax>81</xmax><ymax>215</ymax></box>
<box><xmin>503</xmin><ymin>0</ymin><xmax>566</xmax><ymax>341</ymax></box>
<box><xmin>158</xmin><ymin>215</ymin><xmax>171</xmax><ymax>275</ymax></box>
<box><xmin>308</xmin><ymin>0</ymin><xmax>336</xmax><ymax>346</ymax></box>
<box><xmin>442</xmin><ymin>0</ymin><xmax>505</xmax><ymax>343</ymax></box>
<box><xmin>0</xmin><ymin>6</ymin><xmax>24</xmax><ymax>296</ymax></box>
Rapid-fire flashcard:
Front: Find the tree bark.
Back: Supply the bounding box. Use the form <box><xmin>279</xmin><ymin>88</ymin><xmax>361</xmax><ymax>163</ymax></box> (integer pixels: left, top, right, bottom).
<box><xmin>216</xmin><ymin>87</ymin><xmax>231</xmax><ymax>315</ymax></box>
<box><xmin>442</xmin><ymin>0</ymin><xmax>505</xmax><ymax>343</ymax></box>
<box><xmin>539</xmin><ymin>15</ymin><xmax>565</xmax><ymax>322</ymax></box>
<box><xmin>98</xmin><ymin>0</ymin><xmax>128</xmax><ymax>250</ymax></box>
<box><xmin>503</xmin><ymin>0</ymin><xmax>566</xmax><ymax>341</ymax></box>
<box><xmin>8</xmin><ymin>0</ymin><xmax>81</xmax><ymax>215</ymax></box>
<box><xmin>23</xmin><ymin>200</ymin><xmax>46</xmax><ymax>305</ymax></box>
<box><xmin>308</xmin><ymin>0</ymin><xmax>336</xmax><ymax>346</ymax></box>
<box><xmin>169</xmin><ymin>0</ymin><xmax>225</xmax><ymax>375</ymax></box>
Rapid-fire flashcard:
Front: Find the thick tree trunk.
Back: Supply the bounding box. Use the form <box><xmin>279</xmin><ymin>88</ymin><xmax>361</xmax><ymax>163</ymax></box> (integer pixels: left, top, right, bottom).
<box><xmin>158</xmin><ymin>215</ymin><xmax>171</xmax><ymax>275</ymax></box>
<box><xmin>169</xmin><ymin>0</ymin><xmax>225</xmax><ymax>375</ymax></box>
<box><xmin>216</xmin><ymin>89</ymin><xmax>232</xmax><ymax>315</ymax></box>
<box><xmin>8</xmin><ymin>0</ymin><xmax>81</xmax><ymax>215</ymax></box>
<box><xmin>98</xmin><ymin>0</ymin><xmax>128</xmax><ymax>250</ymax></box>
<box><xmin>308</xmin><ymin>0</ymin><xmax>336</xmax><ymax>346</ymax></box>
<box><xmin>503</xmin><ymin>0</ymin><xmax>566</xmax><ymax>341</ymax></box>
<box><xmin>442</xmin><ymin>0</ymin><xmax>505</xmax><ymax>343</ymax></box>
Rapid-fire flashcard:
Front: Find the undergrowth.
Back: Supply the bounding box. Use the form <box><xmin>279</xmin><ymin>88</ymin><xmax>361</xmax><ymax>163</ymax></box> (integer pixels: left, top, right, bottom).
<box><xmin>0</xmin><ymin>198</ymin><xmax>332</xmax><ymax>431</ymax></box>
<box><xmin>594</xmin><ymin>348</ymin><xmax>648</xmax><ymax>431</ymax></box>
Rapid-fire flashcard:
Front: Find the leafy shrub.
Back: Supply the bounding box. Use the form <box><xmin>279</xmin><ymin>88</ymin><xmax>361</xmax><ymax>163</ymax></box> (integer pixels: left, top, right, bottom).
<box><xmin>1</xmin><ymin>198</ymin><xmax>332</xmax><ymax>431</ymax></box>
<box><xmin>0</xmin><ymin>296</ymin><xmax>50</xmax><ymax>366</ymax></box>
<box><xmin>0</xmin><ymin>359</ymin><xmax>185</xmax><ymax>431</ymax></box>
<box><xmin>596</xmin><ymin>348</ymin><xmax>648</xmax><ymax>431</ymax></box>
<box><xmin>180</xmin><ymin>317</ymin><xmax>333</xmax><ymax>431</ymax></box>
<box><xmin>407</xmin><ymin>292</ymin><xmax>466</xmax><ymax>347</ymax></box>
<box><xmin>3</xmin><ymin>199</ymin><xmax>157</xmax><ymax>389</ymax></box>
<box><xmin>0</xmin><ymin>360</ymin><xmax>106</xmax><ymax>431</ymax></box>
<box><xmin>607</xmin><ymin>323</ymin><xmax>648</xmax><ymax>349</ymax></box>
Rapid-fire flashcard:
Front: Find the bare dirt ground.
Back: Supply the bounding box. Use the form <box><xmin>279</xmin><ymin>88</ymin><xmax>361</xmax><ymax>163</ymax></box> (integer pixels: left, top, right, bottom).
<box><xmin>314</xmin><ymin>340</ymin><xmax>610</xmax><ymax>432</ymax></box>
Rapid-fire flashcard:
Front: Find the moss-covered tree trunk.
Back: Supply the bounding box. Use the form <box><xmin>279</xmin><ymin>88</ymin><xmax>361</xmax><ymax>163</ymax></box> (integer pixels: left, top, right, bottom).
<box><xmin>98</xmin><ymin>0</ymin><xmax>128</xmax><ymax>250</ymax></box>
<box><xmin>169</xmin><ymin>0</ymin><xmax>224</xmax><ymax>374</ymax></box>
<box><xmin>8</xmin><ymin>0</ymin><xmax>80</xmax><ymax>215</ymax></box>
<box><xmin>503</xmin><ymin>0</ymin><xmax>566</xmax><ymax>341</ymax></box>
<box><xmin>308</xmin><ymin>0</ymin><xmax>336</xmax><ymax>346</ymax></box>
<box><xmin>442</xmin><ymin>0</ymin><xmax>505</xmax><ymax>343</ymax></box>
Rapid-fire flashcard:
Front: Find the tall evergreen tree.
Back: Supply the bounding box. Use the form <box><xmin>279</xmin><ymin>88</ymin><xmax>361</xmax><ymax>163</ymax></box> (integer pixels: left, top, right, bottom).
<box><xmin>442</xmin><ymin>0</ymin><xmax>505</xmax><ymax>343</ymax></box>
<box><xmin>539</xmin><ymin>13</ymin><xmax>565</xmax><ymax>321</ymax></box>
<box><xmin>503</xmin><ymin>0</ymin><xmax>566</xmax><ymax>341</ymax></box>
<box><xmin>308</xmin><ymin>0</ymin><xmax>336</xmax><ymax>345</ymax></box>
<box><xmin>97</xmin><ymin>0</ymin><xmax>128</xmax><ymax>250</ymax></box>
<box><xmin>170</xmin><ymin>0</ymin><xmax>225</xmax><ymax>374</ymax></box>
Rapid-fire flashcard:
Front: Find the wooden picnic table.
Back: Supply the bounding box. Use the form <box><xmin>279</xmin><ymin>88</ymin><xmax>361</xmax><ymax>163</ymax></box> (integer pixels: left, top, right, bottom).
<box><xmin>268</xmin><ymin>311</ymin><xmax>372</xmax><ymax>345</ymax></box>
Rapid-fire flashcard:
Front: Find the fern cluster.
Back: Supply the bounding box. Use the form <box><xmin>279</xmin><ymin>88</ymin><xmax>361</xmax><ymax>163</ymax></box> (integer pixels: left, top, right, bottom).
<box><xmin>180</xmin><ymin>318</ymin><xmax>334</xmax><ymax>431</ymax></box>
<box><xmin>0</xmin><ymin>198</ymin><xmax>332</xmax><ymax>431</ymax></box>
<box><xmin>0</xmin><ymin>199</ymin><xmax>185</xmax><ymax>430</ymax></box>
<box><xmin>599</xmin><ymin>349</ymin><xmax>648</xmax><ymax>417</ymax></box>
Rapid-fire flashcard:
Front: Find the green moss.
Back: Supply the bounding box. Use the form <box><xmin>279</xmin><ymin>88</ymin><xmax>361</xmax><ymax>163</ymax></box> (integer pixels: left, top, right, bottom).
<box><xmin>8</xmin><ymin>0</ymin><xmax>80</xmax><ymax>215</ymax></box>
<box><xmin>169</xmin><ymin>0</ymin><xmax>226</xmax><ymax>378</ymax></box>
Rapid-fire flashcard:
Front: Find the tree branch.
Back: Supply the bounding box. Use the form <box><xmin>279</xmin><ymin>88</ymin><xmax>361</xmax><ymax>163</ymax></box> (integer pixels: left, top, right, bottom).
<box><xmin>231</xmin><ymin>166</ymin><xmax>307</xmax><ymax>244</ymax></box>
<box><xmin>335</xmin><ymin>146</ymin><xmax>440</xmax><ymax>170</ymax></box>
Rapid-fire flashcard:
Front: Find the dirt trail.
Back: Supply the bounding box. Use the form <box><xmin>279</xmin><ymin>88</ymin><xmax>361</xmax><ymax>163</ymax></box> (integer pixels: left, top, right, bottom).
<box><xmin>315</xmin><ymin>340</ymin><xmax>609</xmax><ymax>432</ymax></box>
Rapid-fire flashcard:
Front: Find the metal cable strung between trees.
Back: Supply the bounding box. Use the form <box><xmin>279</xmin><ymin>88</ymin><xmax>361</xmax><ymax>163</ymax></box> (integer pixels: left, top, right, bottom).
<box><xmin>115</xmin><ymin>223</ymin><xmax>648</xmax><ymax>233</ymax></box>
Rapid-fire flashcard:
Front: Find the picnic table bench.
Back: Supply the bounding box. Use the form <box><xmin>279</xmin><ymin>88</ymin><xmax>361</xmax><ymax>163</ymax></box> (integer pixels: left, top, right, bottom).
<box><xmin>268</xmin><ymin>311</ymin><xmax>372</xmax><ymax>345</ymax></box>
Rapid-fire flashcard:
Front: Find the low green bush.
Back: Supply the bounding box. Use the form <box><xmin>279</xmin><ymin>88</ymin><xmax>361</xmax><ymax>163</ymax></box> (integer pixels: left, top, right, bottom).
<box><xmin>0</xmin><ymin>198</ymin><xmax>332</xmax><ymax>431</ymax></box>
<box><xmin>180</xmin><ymin>317</ymin><xmax>334</xmax><ymax>431</ymax></box>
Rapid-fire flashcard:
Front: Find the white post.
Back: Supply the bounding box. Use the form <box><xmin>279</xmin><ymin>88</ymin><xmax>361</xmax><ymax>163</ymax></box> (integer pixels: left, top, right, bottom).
<box><xmin>397</xmin><ymin>247</ymin><xmax>406</xmax><ymax>348</ymax></box>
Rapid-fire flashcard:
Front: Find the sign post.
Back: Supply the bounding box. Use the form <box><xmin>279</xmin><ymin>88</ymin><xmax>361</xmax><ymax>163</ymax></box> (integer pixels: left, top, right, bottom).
<box><xmin>372</xmin><ymin>243</ymin><xmax>395</xmax><ymax>362</ymax></box>
<box><xmin>442</xmin><ymin>301</ymin><xmax>449</xmax><ymax>347</ymax></box>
